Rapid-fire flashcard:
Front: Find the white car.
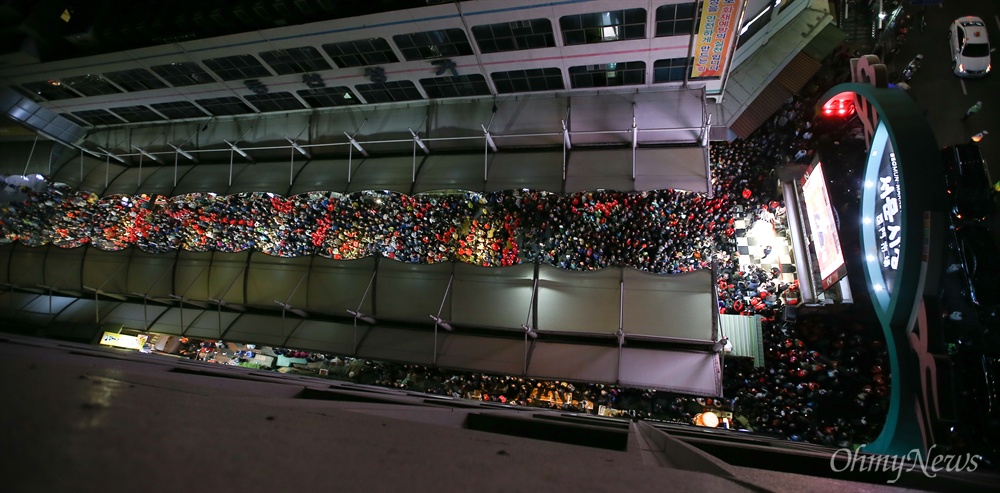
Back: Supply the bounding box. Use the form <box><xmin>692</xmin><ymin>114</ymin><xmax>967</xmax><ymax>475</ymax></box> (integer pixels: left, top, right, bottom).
<box><xmin>949</xmin><ymin>16</ymin><xmax>992</xmax><ymax>77</ymax></box>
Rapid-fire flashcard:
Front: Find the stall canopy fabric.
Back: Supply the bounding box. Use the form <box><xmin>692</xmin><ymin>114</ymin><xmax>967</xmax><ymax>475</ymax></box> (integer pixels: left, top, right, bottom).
<box><xmin>0</xmin><ymin>242</ymin><xmax>722</xmax><ymax>395</ymax></box>
<box><xmin>718</xmin><ymin>313</ymin><xmax>765</xmax><ymax>367</ymax></box>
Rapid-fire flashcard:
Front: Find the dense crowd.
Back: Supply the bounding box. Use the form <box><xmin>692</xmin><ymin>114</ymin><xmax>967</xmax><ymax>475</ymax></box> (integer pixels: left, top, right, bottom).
<box><xmin>0</xmin><ymin>185</ymin><xmax>729</xmax><ymax>274</ymax></box>
<box><xmin>2</xmin><ymin>43</ymin><xmax>901</xmax><ymax>450</ymax></box>
<box><xmin>165</xmin><ymin>87</ymin><xmax>889</xmax><ymax>449</ymax></box>
<box><xmin>700</xmin><ymin>82</ymin><xmax>889</xmax><ymax>445</ymax></box>
<box><xmin>726</xmin><ymin>312</ymin><xmax>889</xmax><ymax>446</ymax></box>
<box><xmin>246</xmin><ymin>303</ymin><xmax>890</xmax><ymax>449</ymax></box>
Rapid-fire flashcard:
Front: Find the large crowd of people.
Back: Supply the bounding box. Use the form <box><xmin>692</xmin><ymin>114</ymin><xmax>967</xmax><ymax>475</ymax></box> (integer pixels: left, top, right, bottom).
<box><xmin>0</xmin><ymin>184</ymin><xmax>728</xmax><ymax>274</ymax></box>
<box><xmin>0</xmin><ymin>43</ymin><xmax>904</xmax><ymax>452</ymax></box>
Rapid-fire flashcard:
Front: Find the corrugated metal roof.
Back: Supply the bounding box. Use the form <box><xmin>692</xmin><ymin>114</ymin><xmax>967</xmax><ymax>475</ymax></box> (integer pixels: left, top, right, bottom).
<box><xmin>775</xmin><ymin>51</ymin><xmax>823</xmax><ymax>94</ymax></box>
<box><xmin>729</xmin><ymin>82</ymin><xmax>792</xmax><ymax>140</ymax></box>
<box><xmin>801</xmin><ymin>24</ymin><xmax>847</xmax><ymax>62</ymax></box>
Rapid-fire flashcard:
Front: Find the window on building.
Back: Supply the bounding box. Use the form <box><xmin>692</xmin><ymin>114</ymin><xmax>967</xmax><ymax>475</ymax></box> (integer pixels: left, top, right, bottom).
<box><xmin>109</xmin><ymin>105</ymin><xmax>166</xmax><ymax>123</ymax></box>
<box><xmin>203</xmin><ymin>55</ymin><xmax>273</xmax><ymax>81</ymax></box>
<box><xmin>244</xmin><ymin>92</ymin><xmax>306</xmax><ymax>112</ymax></box>
<box><xmin>393</xmin><ymin>28</ymin><xmax>473</xmax><ymax>60</ymax></box>
<box><xmin>297</xmin><ymin>87</ymin><xmax>361</xmax><ymax>108</ymax></box>
<box><xmin>104</xmin><ymin>68</ymin><xmax>168</xmax><ymax>91</ymax></box>
<box><xmin>150</xmin><ymin>62</ymin><xmax>216</xmax><ymax>87</ymax></box>
<box><xmin>61</xmin><ymin>74</ymin><xmax>123</xmax><ymax>97</ymax></box>
<box><xmin>72</xmin><ymin>109</ymin><xmax>126</xmax><ymax>126</ymax></box>
<box><xmin>194</xmin><ymin>97</ymin><xmax>255</xmax><ymax>116</ymax></box>
<box><xmin>149</xmin><ymin>101</ymin><xmax>209</xmax><ymax>119</ymax></box>
<box><xmin>21</xmin><ymin>81</ymin><xmax>80</xmax><ymax>100</ymax></box>
<box><xmin>354</xmin><ymin>80</ymin><xmax>423</xmax><ymax>103</ymax></box>
<box><xmin>560</xmin><ymin>8</ymin><xmax>646</xmax><ymax>46</ymax></box>
<box><xmin>491</xmin><ymin>68</ymin><xmax>564</xmax><ymax>94</ymax></box>
<box><xmin>259</xmin><ymin>46</ymin><xmax>332</xmax><ymax>74</ymax></box>
<box><xmin>420</xmin><ymin>74</ymin><xmax>490</xmax><ymax>99</ymax></box>
<box><xmin>568</xmin><ymin>61</ymin><xmax>645</xmax><ymax>88</ymax></box>
<box><xmin>59</xmin><ymin>113</ymin><xmax>90</xmax><ymax>127</ymax></box>
<box><xmin>653</xmin><ymin>57</ymin><xmax>691</xmax><ymax>83</ymax></box>
<box><xmin>655</xmin><ymin>3</ymin><xmax>697</xmax><ymax>37</ymax></box>
<box><xmin>472</xmin><ymin>18</ymin><xmax>555</xmax><ymax>53</ymax></box>
<box><xmin>322</xmin><ymin>38</ymin><xmax>399</xmax><ymax>67</ymax></box>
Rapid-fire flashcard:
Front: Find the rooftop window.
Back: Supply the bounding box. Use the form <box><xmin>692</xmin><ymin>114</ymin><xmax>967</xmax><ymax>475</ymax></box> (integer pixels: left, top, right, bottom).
<box><xmin>259</xmin><ymin>46</ymin><xmax>332</xmax><ymax>74</ymax></box>
<box><xmin>104</xmin><ymin>68</ymin><xmax>168</xmax><ymax>91</ymax></box>
<box><xmin>203</xmin><ymin>55</ymin><xmax>273</xmax><ymax>81</ymax></box>
<box><xmin>393</xmin><ymin>29</ymin><xmax>473</xmax><ymax>61</ymax></box>
<box><xmin>297</xmin><ymin>87</ymin><xmax>361</xmax><ymax>108</ymax></box>
<box><xmin>491</xmin><ymin>68</ymin><xmax>564</xmax><ymax>94</ymax></box>
<box><xmin>420</xmin><ymin>74</ymin><xmax>491</xmax><ymax>99</ymax></box>
<box><xmin>568</xmin><ymin>61</ymin><xmax>646</xmax><ymax>88</ymax></box>
<box><xmin>322</xmin><ymin>38</ymin><xmax>399</xmax><ymax>67</ymax></box>
<box><xmin>560</xmin><ymin>9</ymin><xmax>646</xmax><ymax>46</ymax></box>
<box><xmin>355</xmin><ymin>80</ymin><xmax>423</xmax><ymax>103</ymax></box>
<box><xmin>472</xmin><ymin>18</ymin><xmax>555</xmax><ymax>53</ymax></box>
<box><xmin>150</xmin><ymin>62</ymin><xmax>216</xmax><ymax>87</ymax></box>
<box><xmin>194</xmin><ymin>96</ymin><xmax>255</xmax><ymax>116</ymax></box>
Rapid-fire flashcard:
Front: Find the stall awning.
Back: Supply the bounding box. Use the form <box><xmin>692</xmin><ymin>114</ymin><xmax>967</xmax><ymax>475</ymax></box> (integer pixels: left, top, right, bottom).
<box><xmin>801</xmin><ymin>23</ymin><xmax>848</xmax><ymax>63</ymax></box>
<box><xmin>729</xmin><ymin>82</ymin><xmax>792</xmax><ymax>140</ymax></box>
<box><xmin>774</xmin><ymin>52</ymin><xmax>823</xmax><ymax>95</ymax></box>
<box><xmin>718</xmin><ymin>314</ymin><xmax>764</xmax><ymax>367</ymax></box>
<box><xmin>722</xmin><ymin>7</ymin><xmax>847</xmax><ymax>140</ymax></box>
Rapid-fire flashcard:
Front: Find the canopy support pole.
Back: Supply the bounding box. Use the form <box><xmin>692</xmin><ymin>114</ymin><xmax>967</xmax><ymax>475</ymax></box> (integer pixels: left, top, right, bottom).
<box><xmin>433</xmin><ymin>273</ymin><xmax>454</xmax><ymax>366</ymax></box>
<box><xmin>353</xmin><ymin>270</ymin><xmax>377</xmax><ymax>356</ymax></box>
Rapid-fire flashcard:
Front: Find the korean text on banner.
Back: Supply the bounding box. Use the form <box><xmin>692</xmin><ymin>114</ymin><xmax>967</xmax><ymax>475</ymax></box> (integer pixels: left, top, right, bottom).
<box><xmin>691</xmin><ymin>0</ymin><xmax>741</xmax><ymax>79</ymax></box>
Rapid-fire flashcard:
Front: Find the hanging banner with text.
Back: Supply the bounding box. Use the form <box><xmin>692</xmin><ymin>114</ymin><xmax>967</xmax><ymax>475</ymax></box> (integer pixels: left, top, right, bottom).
<box><xmin>691</xmin><ymin>0</ymin><xmax>742</xmax><ymax>79</ymax></box>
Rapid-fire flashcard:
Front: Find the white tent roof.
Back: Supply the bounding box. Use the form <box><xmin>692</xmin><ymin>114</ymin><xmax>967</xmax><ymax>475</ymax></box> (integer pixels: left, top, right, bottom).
<box><xmin>0</xmin><ymin>240</ymin><xmax>721</xmax><ymax>395</ymax></box>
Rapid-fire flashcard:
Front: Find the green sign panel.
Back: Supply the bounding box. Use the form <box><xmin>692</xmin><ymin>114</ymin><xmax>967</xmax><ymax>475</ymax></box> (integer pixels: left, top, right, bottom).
<box><xmin>819</xmin><ymin>82</ymin><xmax>952</xmax><ymax>457</ymax></box>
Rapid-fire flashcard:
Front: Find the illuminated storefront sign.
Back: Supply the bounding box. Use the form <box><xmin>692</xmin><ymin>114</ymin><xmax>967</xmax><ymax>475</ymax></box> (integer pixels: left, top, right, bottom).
<box><xmin>691</xmin><ymin>0</ymin><xmax>742</xmax><ymax>79</ymax></box>
<box><xmin>800</xmin><ymin>162</ymin><xmax>846</xmax><ymax>290</ymax></box>
<box><xmin>864</xmin><ymin>123</ymin><xmax>902</xmax><ymax>301</ymax></box>
<box><xmin>99</xmin><ymin>331</ymin><xmax>148</xmax><ymax>350</ymax></box>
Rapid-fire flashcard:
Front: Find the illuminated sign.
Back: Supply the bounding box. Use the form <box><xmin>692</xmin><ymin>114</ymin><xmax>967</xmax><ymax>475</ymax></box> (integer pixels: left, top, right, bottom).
<box><xmin>99</xmin><ymin>331</ymin><xmax>148</xmax><ymax>350</ymax></box>
<box><xmin>876</xmin><ymin>142</ymin><xmax>901</xmax><ymax>284</ymax></box>
<box><xmin>821</xmin><ymin>97</ymin><xmax>855</xmax><ymax>118</ymax></box>
<box><xmin>691</xmin><ymin>0</ymin><xmax>742</xmax><ymax>79</ymax></box>
<box><xmin>821</xmin><ymin>81</ymin><xmax>953</xmax><ymax>457</ymax></box>
<box><xmin>863</xmin><ymin>122</ymin><xmax>902</xmax><ymax>302</ymax></box>
<box><xmin>800</xmin><ymin>162</ymin><xmax>846</xmax><ymax>289</ymax></box>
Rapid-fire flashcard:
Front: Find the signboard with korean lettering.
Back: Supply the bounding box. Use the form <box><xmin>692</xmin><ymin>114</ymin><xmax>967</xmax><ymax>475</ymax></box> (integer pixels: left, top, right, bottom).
<box><xmin>819</xmin><ymin>82</ymin><xmax>952</xmax><ymax>458</ymax></box>
<box><xmin>872</xmin><ymin>130</ymin><xmax>902</xmax><ymax>293</ymax></box>
<box><xmin>860</xmin><ymin>119</ymin><xmax>912</xmax><ymax>312</ymax></box>
<box><xmin>691</xmin><ymin>0</ymin><xmax>742</xmax><ymax>79</ymax></box>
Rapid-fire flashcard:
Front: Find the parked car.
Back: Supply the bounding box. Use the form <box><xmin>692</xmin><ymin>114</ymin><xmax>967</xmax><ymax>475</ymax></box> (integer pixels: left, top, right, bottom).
<box><xmin>941</xmin><ymin>144</ymin><xmax>995</xmax><ymax>223</ymax></box>
<box><xmin>949</xmin><ymin>16</ymin><xmax>992</xmax><ymax>77</ymax></box>
<box><xmin>953</xmin><ymin>223</ymin><xmax>1000</xmax><ymax>309</ymax></box>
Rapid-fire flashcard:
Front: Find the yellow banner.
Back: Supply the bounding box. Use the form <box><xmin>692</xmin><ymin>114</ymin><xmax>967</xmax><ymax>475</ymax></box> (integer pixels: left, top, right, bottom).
<box><xmin>691</xmin><ymin>0</ymin><xmax>742</xmax><ymax>79</ymax></box>
<box><xmin>99</xmin><ymin>331</ymin><xmax>148</xmax><ymax>350</ymax></box>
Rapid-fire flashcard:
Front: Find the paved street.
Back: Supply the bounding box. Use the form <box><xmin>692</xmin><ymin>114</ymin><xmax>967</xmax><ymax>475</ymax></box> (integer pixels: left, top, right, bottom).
<box><xmin>891</xmin><ymin>0</ymin><xmax>1000</xmax><ymax>185</ymax></box>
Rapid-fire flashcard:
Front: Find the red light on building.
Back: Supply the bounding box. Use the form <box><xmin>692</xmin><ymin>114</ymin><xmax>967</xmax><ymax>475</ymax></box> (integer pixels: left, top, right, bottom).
<box><xmin>821</xmin><ymin>98</ymin><xmax>855</xmax><ymax>118</ymax></box>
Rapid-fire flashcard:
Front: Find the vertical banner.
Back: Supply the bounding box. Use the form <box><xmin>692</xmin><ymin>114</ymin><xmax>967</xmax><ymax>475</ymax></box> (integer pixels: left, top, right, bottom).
<box><xmin>691</xmin><ymin>0</ymin><xmax>742</xmax><ymax>79</ymax></box>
